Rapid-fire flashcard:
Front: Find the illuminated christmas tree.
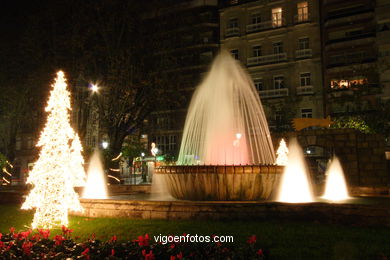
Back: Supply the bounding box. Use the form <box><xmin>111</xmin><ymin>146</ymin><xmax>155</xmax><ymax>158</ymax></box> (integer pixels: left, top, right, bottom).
<box><xmin>275</xmin><ymin>138</ymin><xmax>289</xmax><ymax>166</ymax></box>
<box><xmin>22</xmin><ymin>71</ymin><xmax>86</xmax><ymax>229</ymax></box>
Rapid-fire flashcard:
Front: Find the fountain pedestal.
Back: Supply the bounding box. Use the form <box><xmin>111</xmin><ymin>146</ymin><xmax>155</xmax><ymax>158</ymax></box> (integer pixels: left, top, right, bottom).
<box><xmin>155</xmin><ymin>165</ymin><xmax>283</xmax><ymax>201</ymax></box>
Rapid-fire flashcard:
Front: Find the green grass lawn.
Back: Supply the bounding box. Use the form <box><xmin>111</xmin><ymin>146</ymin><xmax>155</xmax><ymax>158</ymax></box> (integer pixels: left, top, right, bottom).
<box><xmin>1</xmin><ymin>204</ymin><xmax>389</xmax><ymax>259</ymax></box>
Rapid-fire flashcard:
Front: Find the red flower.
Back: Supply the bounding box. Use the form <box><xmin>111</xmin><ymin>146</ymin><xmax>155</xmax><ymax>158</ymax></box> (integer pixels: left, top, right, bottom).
<box><xmin>176</xmin><ymin>252</ymin><xmax>183</xmax><ymax>259</ymax></box>
<box><xmin>170</xmin><ymin>243</ymin><xmax>175</xmax><ymax>249</ymax></box>
<box><xmin>38</xmin><ymin>229</ymin><xmax>50</xmax><ymax>239</ymax></box>
<box><xmin>135</xmin><ymin>234</ymin><xmax>150</xmax><ymax>247</ymax></box>
<box><xmin>216</xmin><ymin>242</ymin><xmax>222</xmax><ymax>247</ymax></box>
<box><xmin>0</xmin><ymin>233</ymin><xmax>2</xmax><ymax>240</ymax></box>
<box><xmin>0</xmin><ymin>241</ymin><xmax>4</xmax><ymax>248</ymax></box>
<box><xmin>54</xmin><ymin>235</ymin><xmax>65</xmax><ymax>246</ymax></box>
<box><xmin>61</xmin><ymin>225</ymin><xmax>73</xmax><ymax>236</ymax></box>
<box><xmin>170</xmin><ymin>256</ymin><xmax>176</xmax><ymax>260</ymax></box>
<box><xmin>9</xmin><ymin>227</ymin><xmax>15</xmax><ymax>234</ymax></box>
<box><xmin>18</xmin><ymin>230</ymin><xmax>32</xmax><ymax>240</ymax></box>
<box><xmin>22</xmin><ymin>241</ymin><xmax>33</xmax><ymax>255</ymax></box>
<box><xmin>247</xmin><ymin>235</ymin><xmax>257</xmax><ymax>244</ymax></box>
<box><xmin>31</xmin><ymin>234</ymin><xmax>40</xmax><ymax>241</ymax></box>
<box><xmin>111</xmin><ymin>249</ymin><xmax>115</xmax><ymax>256</ymax></box>
<box><xmin>110</xmin><ymin>235</ymin><xmax>117</xmax><ymax>242</ymax></box>
<box><xmin>82</xmin><ymin>248</ymin><xmax>90</xmax><ymax>260</ymax></box>
<box><xmin>142</xmin><ymin>249</ymin><xmax>155</xmax><ymax>260</ymax></box>
<box><xmin>256</xmin><ymin>249</ymin><xmax>264</xmax><ymax>256</ymax></box>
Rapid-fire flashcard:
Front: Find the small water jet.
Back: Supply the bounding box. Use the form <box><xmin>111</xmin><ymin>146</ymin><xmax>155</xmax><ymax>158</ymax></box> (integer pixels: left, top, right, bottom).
<box><xmin>322</xmin><ymin>156</ymin><xmax>350</xmax><ymax>201</ymax></box>
<box><xmin>277</xmin><ymin>138</ymin><xmax>314</xmax><ymax>203</ymax></box>
<box><xmin>82</xmin><ymin>150</ymin><xmax>108</xmax><ymax>199</ymax></box>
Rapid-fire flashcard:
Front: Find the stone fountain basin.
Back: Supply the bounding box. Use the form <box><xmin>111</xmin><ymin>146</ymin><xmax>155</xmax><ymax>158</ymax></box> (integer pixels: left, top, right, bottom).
<box><xmin>155</xmin><ymin>165</ymin><xmax>283</xmax><ymax>201</ymax></box>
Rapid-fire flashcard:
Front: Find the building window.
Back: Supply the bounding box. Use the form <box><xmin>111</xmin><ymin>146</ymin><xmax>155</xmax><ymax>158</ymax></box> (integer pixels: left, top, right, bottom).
<box><xmin>300</xmin><ymin>73</ymin><xmax>311</xmax><ymax>86</ymax></box>
<box><xmin>254</xmin><ymin>78</ymin><xmax>263</xmax><ymax>91</ymax></box>
<box><xmin>228</xmin><ymin>18</ymin><xmax>238</xmax><ymax>28</ymax></box>
<box><xmin>16</xmin><ymin>137</ymin><xmax>21</xmax><ymax>150</ymax></box>
<box><xmin>230</xmin><ymin>49</ymin><xmax>239</xmax><ymax>59</ymax></box>
<box><xmin>301</xmin><ymin>108</ymin><xmax>313</xmax><ymax>118</ymax></box>
<box><xmin>251</xmin><ymin>13</ymin><xmax>261</xmax><ymax>24</ymax></box>
<box><xmin>299</xmin><ymin>38</ymin><xmax>309</xmax><ymax>50</ymax></box>
<box><xmin>26</xmin><ymin>136</ymin><xmax>33</xmax><ymax>149</ymax></box>
<box><xmin>253</xmin><ymin>45</ymin><xmax>262</xmax><ymax>57</ymax></box>
<box><xmin>274</xmin><ymin>76</ymin><xmax>284</xmax><ymax>89</ymax></box>
<box><xmin>272</xmin><ymin>7</ymin><xmax>283</xmax><ymax>27</ymax></box>
<box><xmin>273</xmin><ymin>42</ymin><xmax>283</xmax><ymax>54</ymax></box>
<box><xmin>297</xmin><ymin>2</ymin><xmax>309</xmax><ymax>22</ymax></box>
<box><xmin>168</xmin><ymin>135</ymin><xmax>177</xmax><ymax>151</ymax></box>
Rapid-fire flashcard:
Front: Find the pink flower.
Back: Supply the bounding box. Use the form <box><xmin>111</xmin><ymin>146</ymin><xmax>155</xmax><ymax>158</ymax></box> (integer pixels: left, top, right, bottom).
<box><xmin>142</xmin><ymin>249</ymin><xmax>155</xmax><ymax>260</ymax></box>
<box><xmin>247</xmin><ymin>235</ymin><xmax>256</xmax><ymax>244</ymax></box>
<box><xmin>22</xmin><ymin>241</ymin><xmax>33</xmax><ymax>255</ymax></box>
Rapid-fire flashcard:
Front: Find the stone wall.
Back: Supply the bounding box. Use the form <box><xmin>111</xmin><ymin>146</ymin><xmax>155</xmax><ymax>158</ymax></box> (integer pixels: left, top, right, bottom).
<box><xmin>273</xmin><ymin>129</ymin><xmax>389</xmax><ymax>190</ymax></box>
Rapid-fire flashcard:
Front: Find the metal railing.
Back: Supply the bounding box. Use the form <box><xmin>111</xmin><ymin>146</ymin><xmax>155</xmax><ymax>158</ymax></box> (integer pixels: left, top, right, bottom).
<box><xmin>295</xmin><ymin>49</ymin><xmax>312</xmax><ymax>59</ymax></box>
<box><xmin>246</xmin><ymin>18</ymin><xmax>285</xmax><ymax>33</ymax></box>
<box><xmin>225</xmin><ymin>27</ymin><xmax>240</xmax><ymax>37</ymax></box>
<box><xmin>297</xmin><ymin>85</ymin><xmax>314</xmax><ymax>95</ymax></box>
<box><xmin>259</xmin><ymin>88</ymin><xmax>289</xmax><ymax>98</ymax></box>
<box><xmin>247</xmin><ymin>53</ymin><xmax>287</xmax><ymax>66</ymax></box>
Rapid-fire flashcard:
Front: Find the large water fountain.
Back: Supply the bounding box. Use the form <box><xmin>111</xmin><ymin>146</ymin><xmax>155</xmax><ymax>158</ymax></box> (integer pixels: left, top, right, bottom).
<box><xmin>155</xmin><ymin>51</ymin><xmax>283</xmax><ymax>200</ymax></box>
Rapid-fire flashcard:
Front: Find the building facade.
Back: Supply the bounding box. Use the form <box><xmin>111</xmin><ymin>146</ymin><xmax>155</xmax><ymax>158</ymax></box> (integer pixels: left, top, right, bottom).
<box><xmin>220</xmin><ymin>0</ymin><xmax>324</xmax><ymax>131</ymax></box>
<box><xmin>144</xmin><ymin>0</ymin><xmax>220</xmax><ymax>157</ymax></box>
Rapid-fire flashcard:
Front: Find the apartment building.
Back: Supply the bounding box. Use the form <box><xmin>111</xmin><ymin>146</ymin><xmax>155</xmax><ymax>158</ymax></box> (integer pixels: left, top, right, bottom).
<box><xmin>321</xmin><ymin>0</ymin><xmax>381</xmax><ymax>116</ymax></box>
<box><xmin>220</xmin><ymin>0</ymin><xmax>324</xmax><ymax>131</ymax></box>
<box><xmin>143</xmin><ymin>0</ymin><xmax>220</xmax><ymax>156</ymax></box>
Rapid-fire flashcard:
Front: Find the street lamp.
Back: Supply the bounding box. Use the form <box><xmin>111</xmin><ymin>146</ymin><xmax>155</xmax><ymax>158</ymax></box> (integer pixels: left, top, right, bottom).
<box><xmin>102</xmin><ymin>141</ymin><xmax>109</xmax><ymax>149</ymax></box>
<box><xmin>89</xmin><ymin>83</ymin><xmax>99</xmax><ymax>93</ymax></box>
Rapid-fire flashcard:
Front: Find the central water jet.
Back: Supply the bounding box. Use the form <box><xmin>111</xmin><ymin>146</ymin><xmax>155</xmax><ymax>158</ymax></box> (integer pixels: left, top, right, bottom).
<box><xmin>156</xmin><ymin>51</ymin><xmax>282</xmax><ymax>200</ymax></box>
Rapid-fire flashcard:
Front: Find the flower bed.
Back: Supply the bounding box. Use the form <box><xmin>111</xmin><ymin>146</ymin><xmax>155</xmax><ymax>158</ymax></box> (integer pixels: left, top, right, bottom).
<box><xmin>0</xmin><ymin>226</ymin><xmax>266</xmax><ymax>259</ymax></box>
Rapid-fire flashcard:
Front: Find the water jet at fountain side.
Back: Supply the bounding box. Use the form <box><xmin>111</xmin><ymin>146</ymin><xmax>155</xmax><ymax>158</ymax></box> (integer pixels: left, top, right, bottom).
<box><xmin>277</xmin><ymin>138</ymin><xmax>314</xmax><ymax>203</ymax></box>
<box><xmin>177</xmin><ymin>50</ymin><xmax>275</xmax><ymax>165</ymax></box>
<box><xmin>322</xmin><ymin>156</ymin><xmax>349</xmax><ymax>201</ymax></box>
<box><xmin>82</xmin><ymin>150</ymin><xmax>108</xmax><ymax>199</ymax></box>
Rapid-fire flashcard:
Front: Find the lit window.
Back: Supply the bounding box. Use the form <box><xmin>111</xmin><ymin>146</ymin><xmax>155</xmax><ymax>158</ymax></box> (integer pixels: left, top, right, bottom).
<box><xmin>273</xmin><ymin>42</ymin><xmax>283</xmax><ymax>54</ymax></box>
<box><xmin>299</xmin><ymin>38</ymin><xmax>309</xmax><ymax>50</ymax></box>
<box><xmin>297</xmin><ymin>2</ymin><xmax>309</xmax><ymax>22</ymax></box>
<box><xmin>274</xmin><ymin>76</ymin><xmax>284</xmax><ymax>89</ymax></box>
<box><xmin>272</xmin><ymin>7</ymin><xmax>283</xmax><ymax>27</ymax></box>
<box><xmin>254</xmin><ymin>78</ymin><xmax>263</xmax><ymax>91</ymax></box>
<box><xmin>230</xmin><ymin>49</ymin><xmax>239</xmax><ymax>59</ymax></box>
<box><xmin>300</xmin><ymin>73</ymin><xmax>311</xmax><ymax>86</ymax></box>
<box><xmin>301</xmin><ymin>108</ymin><xmax>312</xmax><ymax>118</ymax></box>
<box><xmin>253</xmin><ymin>45</ymin><xmax>262</xmax><ymax>57</ymax></box>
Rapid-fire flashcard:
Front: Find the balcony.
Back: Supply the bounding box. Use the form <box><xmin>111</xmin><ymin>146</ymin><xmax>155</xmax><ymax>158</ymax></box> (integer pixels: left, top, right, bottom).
<box><xmin>294</xmin><ymin>13</ymin><xmax>311</xmax><ymax>24</ymax></box>
<box><xmin>246</xmin><ymin>19</ymin><xmax>285</xmax><ymax>33</ymax></box>
<box><xmin>295</xmin><ymin>49</ymin><xmax>312</xmax><ymax>59</ymax></box>
<box><xmin>259</xmin><ymin>88</ymin><xmax>289</xmax><ymax>98</ymax></box>
<box><xmin>327</xmin><ymin>51</ymin><xmax>377</xmax><ymax>68</ymax></box>
<box><xmin>225</xmin><ymin>27</ymin><xmax>240</xmax><ymax>38</ymax></box>
<box><xmin>247</xmin><ymin>53</ymin><xmax>287</xmax><ymax>66</ymax></box>
<box><xmin>297</xmin><ymin>85</ymin><xmax>314</xmax><ymax>95</ymax></box>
